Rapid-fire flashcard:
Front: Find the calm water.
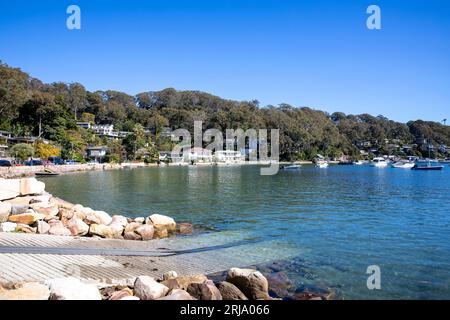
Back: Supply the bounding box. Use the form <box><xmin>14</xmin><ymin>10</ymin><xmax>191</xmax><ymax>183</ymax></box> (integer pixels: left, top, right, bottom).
<box><xmin>43</xmin><ymin>165</ymin><xmax>450</xmax><ymax>299</ymax></box>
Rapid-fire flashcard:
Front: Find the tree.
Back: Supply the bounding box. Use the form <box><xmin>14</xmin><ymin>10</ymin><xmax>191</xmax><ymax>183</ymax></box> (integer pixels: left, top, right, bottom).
<box><xmin>80</xmin><ymin>112</ymin><xmax>95</xmax><ymax>124</ymax></box>
<box><xmin>10</xmin><ymin>143</ymin><xmax>34</xmax><ymax>161</ymax></box>
<box><xmin>34</xmin><ymin>142</ymin><xmax>61</xmax><ymax>159</ymax></box>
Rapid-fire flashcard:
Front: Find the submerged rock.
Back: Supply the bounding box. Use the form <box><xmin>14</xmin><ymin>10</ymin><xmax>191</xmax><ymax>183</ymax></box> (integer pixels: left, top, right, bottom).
<box><xmin>134</xmin><ymin>276</ymin><xmax>169</xmax><ymax>300</ymax></box>
<box><xmin>177</xmin><ymin>223</ymin><xmax>193</xmax><ymax>235</ymax></box>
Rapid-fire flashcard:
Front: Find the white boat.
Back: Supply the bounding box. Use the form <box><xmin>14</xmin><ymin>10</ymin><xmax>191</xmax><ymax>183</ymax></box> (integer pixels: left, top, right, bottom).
<box><xmin>391</xmin><ymin>161</ymin><xmax>415</xmax><ymax>169</ymax></box>
<box><xmin>315</xmin><ymin>161</ymin><xmax>329</xmax><ymax>168</ymax></box>
<box><xmin>371</xmin><ymin>157</ymin><xmax>388</xmax><ymax>168</ymax></box>
<box><xmin>353</xmin><ymin>160</ymin><xmax>367</xmax><ymax>165</ymax></box>
<box><xmin>281</xmin><ymin>164</ymin><xmax>302</xmax><ymax>170</ymax></box>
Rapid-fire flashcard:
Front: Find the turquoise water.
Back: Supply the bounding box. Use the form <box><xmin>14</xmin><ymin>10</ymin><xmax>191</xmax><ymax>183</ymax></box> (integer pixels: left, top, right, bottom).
<box><xmin>42</xmin><ymin>165</ymin><xmax>450</xmax><ymax>299</ymax></box>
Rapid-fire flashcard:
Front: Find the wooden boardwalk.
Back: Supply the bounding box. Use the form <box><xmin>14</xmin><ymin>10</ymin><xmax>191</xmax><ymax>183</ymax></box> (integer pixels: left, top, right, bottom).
<box><xmin>0</xmin><ymin>232</ymin><xmax>298</xmax><ymax>286</ymax></box>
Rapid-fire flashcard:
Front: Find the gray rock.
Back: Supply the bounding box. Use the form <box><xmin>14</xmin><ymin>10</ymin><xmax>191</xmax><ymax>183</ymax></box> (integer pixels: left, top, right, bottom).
<box><xmin>0</xmin><ymin>202</ymin><xmax>12</xmax><ymax>223</ymax></box>
<box><xmin>217</xmin><ymin>281</ymin><xmax>248</xmax><ymax>300</ymax></box>
<box><xmin>187</xmin><ymin>280</ymin><xmax>222</xmax><ymax>300</ymax></box>
<box><xmin>226</xmin><ymin>268</ymin><xmax>270</xmax><ymax>300</ymax></box>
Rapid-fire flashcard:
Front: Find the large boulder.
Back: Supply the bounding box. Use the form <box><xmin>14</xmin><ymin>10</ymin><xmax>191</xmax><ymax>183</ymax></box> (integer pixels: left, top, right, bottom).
<box><xmin>134</xmin><ymin>276</ymin><xmax>169</xmax><ymax>300</ymax></box>
<box><xmin>216</xmin><ymin>281</ymin><xmax>248</xmax><ymax>300</ymax></box>
<box><xmin>158</xmin><ymin>289</ymin><xmax>195</xmax><ymax>300</ymax></box>
<box><xmin>46</xmin><ymin>277</ymin><xmax>102</xmax><ymax>300</ymax></box>
<box><xmin>149</xmin><ymin>214</ymin><xmax>176</xmax><ymax>232</ymax></box>
<box><xmin>124</xmin><ymin>232</ymin><xmax>142</xmax><ymax>241</ymax></box>
<box><xmin>226</xmin><ymin>268</ymin><xmax>270</xmax><ymax>300</ymax></box>
<box><xmin>35</xmin><ymin>220</ymin><xmax>50</xmax><ymax>234</ymax></box>
<box><xmin>50</xmin><ymin>197</ymin><xmax>74</xmax><ymax>210</ymax></box>
<box><xmin>8</xmin><ymin>210</ymin><xmax>44</xmax><ymax>225</ymax></box>
<box><xmin>135</xmin><ymin>224</ymin><xmax>154</xmax><ymax>240</ymax></box>
<box><xmin>19</xmin><ymin>178</ymin><xmax>45</xmax><ymax>196</ymax></box>
<box><xmin>187</xmin><ymin>280</ymin><xmax>222</xmax><ymax>300</ymax></box>
<box><xmin>85</xmin><ymin>210</ymin><xmax>112</xmax><ymax>226</ymax></box>
<box><xmin>48</xmin><ymin>220</ymin><xmax>72</xmax><ymax>236</ymax></box>
<box><xmin>0</xmin><ymin>179</ymin><xmax>20</xmax><ymax>200</ymax></box>
<box><xmin>124</xmin><ymin>222</ymin><xmax>141</xmax><ymax>233</ymax></box>
<box><xmin>0</xmin><ymin>202</ymin><xmax>12</xmax><ymax>223</ymax></box>
<box><xmin>110</xmin><ymin>215</ymin><xmax>128</xmax><ymax>227</ymax></box>
<box><xmin>89</xmin><ymin>224</ymin><xmax>113</xmax><ymax>238</ymax></box>
<box><xmin>0</xmin><ymin>282</ymin><xmax>50</xmax><ymax>300</ymax></box>
<box><xmin>30</xmin><ymin>203</ymin><xmax>59</xmax><ymax>221</ymax></box>
<box><xmin>10</xmin><ymin>204</ymin><xmax>29</xmax><ymax>215</ymax></box>
<box><xmin>109</xmin><ymin>221</ymin><xmax>125</xmax><ymax>238</ymax></box>
<box><xmin>109</xmin><ymin>288</ymin><xmax>134</xmax><ymax>301</ymax></box>
<box><xmin>162</xmin><ymin>274</ymin><xmax>208</xmax><ymax>291</ymax></box>
<box><xmin>16</xmin><ymin>223</ymin><xmax>37</xmax><ymax>234</ymax></box>
<box><xmin>4</xmin><ymin>196</ymin><xmax>34</xmax><ymax>206</ymax></box>
<box><xmin>162</xmin><ymin>271</ymin><xmax>178</xmax><ymax>281</ymax></box>
<box><xmin>0</xmin><ymin>222</ymin><xmax>17</xmax><ymax>232</ymax></box>
<box><xmin>67</xmin><ymin>218</ymin><xmax>89</xmax><ymax>236</ymax></box>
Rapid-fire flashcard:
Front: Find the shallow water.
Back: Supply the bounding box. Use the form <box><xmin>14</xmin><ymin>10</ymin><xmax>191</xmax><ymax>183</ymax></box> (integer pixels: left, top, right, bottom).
<box><xmin>42</xmin><ymin>165</ymin><xmax>450</xmax><ymax>299</ymax></box>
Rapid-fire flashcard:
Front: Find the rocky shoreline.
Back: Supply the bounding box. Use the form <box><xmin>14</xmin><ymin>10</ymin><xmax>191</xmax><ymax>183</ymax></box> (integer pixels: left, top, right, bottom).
<box><xmin>0</xmin><ymin>177</ymin><xmax>192</xmax><ymax>240</ymax></box>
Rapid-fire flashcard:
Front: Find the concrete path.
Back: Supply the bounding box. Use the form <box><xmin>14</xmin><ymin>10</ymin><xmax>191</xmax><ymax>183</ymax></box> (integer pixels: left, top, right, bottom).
<box><xmin>0</xmin><ymin>232</ymin><xmax>298</xmax><ymax>286</ymax></box>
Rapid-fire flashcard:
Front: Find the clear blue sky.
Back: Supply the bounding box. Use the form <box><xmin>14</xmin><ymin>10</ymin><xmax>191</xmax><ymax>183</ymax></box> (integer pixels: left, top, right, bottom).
<box><xmin>0</xmin><ymin>0</ymin><xmax>449</xmax><ymax>123</ymax></box>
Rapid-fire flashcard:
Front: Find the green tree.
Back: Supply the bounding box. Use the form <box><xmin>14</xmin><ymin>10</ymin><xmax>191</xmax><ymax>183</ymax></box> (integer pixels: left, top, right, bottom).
<box><xmin>10</xmin><ymin>143</ymin><xmax>34</xmax><ymax>161</ymax></box>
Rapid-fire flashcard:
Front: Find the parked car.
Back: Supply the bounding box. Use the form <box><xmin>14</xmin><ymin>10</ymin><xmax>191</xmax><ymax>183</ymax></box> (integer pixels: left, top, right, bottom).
<box><xmin>0</xmin><ymin>159</ymin><xmax>12</xmax><ymax>167</ymax></box>
<box><xmin>25</xmin><ymin>159</ymin><xmax>43</xmax><ymax>166</ymax></box>
<box><xmin>48</xmin><ymin>156</ymin><xmax>65</xmax><ymax>165</ymax></box>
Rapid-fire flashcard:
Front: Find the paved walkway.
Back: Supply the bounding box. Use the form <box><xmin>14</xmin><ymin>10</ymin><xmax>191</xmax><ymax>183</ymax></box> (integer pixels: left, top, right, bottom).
<box><xmin>0</xmin><ymin>232</ymin><xmax>298</xmax><ymax>286</ymax></box>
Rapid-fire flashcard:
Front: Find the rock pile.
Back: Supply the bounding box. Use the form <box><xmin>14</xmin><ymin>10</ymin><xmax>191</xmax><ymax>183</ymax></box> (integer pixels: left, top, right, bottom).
<box><xmin>0</xmin><ymin>267</ymin><xmax>285</xmax><ymax>301</ymax></box>
<box><xmin>0</xmin><ymin>178</ymin><xmax>191</xmax><ymax>240</ymax></box>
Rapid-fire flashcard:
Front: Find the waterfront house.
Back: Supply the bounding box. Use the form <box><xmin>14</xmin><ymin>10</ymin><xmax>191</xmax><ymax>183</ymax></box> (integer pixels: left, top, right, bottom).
<box><xmin>86</xmin><ymin>146</ymin><xmax>109</xmax><ymax>162</ymax></box>
<box><xmin>183</xmin><ymin>147</ymin><xmax>213</xmax><ymax>163</ymax></box>
<box><xmin>76</xmin><ymin>122</ymin><xmax>92</xmax><ymax>130</ymax></box>
<box><xmin>0</xmin><ymin>145</ymin><xmax>8</xmax><ymax>158</ymax></box>
<box><xmin>214</xmin><ymin>150</ymin><xmax>245</xmax><ymax>163</ymax></box>
<box><xmin>7</xmin><ymin>136</ymin><xmax>49</xmax><ymax>145</ymax></box>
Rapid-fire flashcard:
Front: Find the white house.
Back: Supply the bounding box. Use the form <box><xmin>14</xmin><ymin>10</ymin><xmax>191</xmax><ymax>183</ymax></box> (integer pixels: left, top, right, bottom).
<box><xmin>183</xmin><ymin>147</ymin><xmax>213</xmax><ymax>163</ymax></box>
<box><xmin>214</xmin><ymin>150</ymin><xmax>245</xmax><ymax>163</ymax></box>
<box><xmin>86</xmin><ymin>146</ymin><xmax>109</xmax><ymax>162</ymax></box>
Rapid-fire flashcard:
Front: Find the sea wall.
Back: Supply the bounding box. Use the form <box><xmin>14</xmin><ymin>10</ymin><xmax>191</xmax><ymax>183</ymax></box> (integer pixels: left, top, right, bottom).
<box><xmin>0</xmin><ymin>162</ymin><xmax>153</xmax><ymax>179</ymax></box>
<box><xmin>0</xmin><ymin>177</ymin><xmax>191</xmax><ymax>240</ymax></box>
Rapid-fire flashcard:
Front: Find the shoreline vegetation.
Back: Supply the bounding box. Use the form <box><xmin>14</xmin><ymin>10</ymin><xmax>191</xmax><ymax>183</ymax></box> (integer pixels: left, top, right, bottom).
<box><xmin>1</xmin><ymin>61</ymin><xmax>449</xmax><ymax>166</ymax></box>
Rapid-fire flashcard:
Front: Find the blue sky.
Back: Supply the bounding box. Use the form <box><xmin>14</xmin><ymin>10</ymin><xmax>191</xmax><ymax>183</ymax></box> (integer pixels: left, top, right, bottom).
<box><xmin>0</xmin><ymin>0</ymin><xmax>449</xmax><ymax>123</ymax></box>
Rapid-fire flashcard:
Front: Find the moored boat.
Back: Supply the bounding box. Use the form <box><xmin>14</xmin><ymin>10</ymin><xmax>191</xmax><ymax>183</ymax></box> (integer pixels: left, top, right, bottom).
<box><xmin>370</xmin><ymin>157</ymin><xmax>388</xmax><ymax>168</ymax></box>
<box><xmin>315</xmin><ymin>161</ymin><xmax>329</xmax><ymax>168</ymax></box>
<box><xmin>281</xmin><ymin>164</ymin><xmax>302</xmax><ymax>170</ymax></box>
<box><xmin>412</xmin><ymin>160</ymin><xmax>444</xmax><ymax>171</ymax></box>
<box><xmin>391</xmin><ymin>161</ymin><xmax>415</xmax><ymax>169</ymax></box>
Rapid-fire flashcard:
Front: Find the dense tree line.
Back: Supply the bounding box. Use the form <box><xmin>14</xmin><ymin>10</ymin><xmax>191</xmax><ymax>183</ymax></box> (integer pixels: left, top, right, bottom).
<box><xmin>1</xmin><ymin>62</ymin><xmax>449</xmax><ymax>161</ymax></box>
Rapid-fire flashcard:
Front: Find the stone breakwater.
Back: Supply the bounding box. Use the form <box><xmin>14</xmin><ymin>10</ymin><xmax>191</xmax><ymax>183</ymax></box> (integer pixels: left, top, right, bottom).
<box><xmin>0</xmin><ymin>162</ymin><xmax>152</xmax><ymax>179</ymax></box>
<box><xmin>0</xmin><ymin>267</ymin><xmax>298</xmax><ymax>301</ymax></box>
<box><xmin>0</xmin><ymin>177</ymin><xmax>192</xmax><ymax>240</ymax></box>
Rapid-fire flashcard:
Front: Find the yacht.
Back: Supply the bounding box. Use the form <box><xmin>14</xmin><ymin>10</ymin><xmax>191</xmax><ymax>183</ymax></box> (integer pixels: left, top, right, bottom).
<box><xmin>353</xmin><ymin>160</ymin><xmax>368</xmax><ymax>165</ymax></box>
<box><xmin>391</xmin><ymin>161</ymin><xmax>415</xmax><ymax>169</ymax></box>
<box><xmin>371</xmin><ymin>157</ymin><xmax>388</xmax><ymax>168</ymax></box>
<box><xmin>412</xmin><ymin>160</ymin><xmax>444</xmax><ymax>171</ymax></box>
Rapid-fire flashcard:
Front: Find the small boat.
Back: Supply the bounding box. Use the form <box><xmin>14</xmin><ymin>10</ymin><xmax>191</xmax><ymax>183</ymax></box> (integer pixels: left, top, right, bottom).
<box><xmin>371</xmin><ymin>157</ymin><xmax>388</xmax><ymax>168</ymax></box>
<box><xmin>315</xmin><ymin>161</ymin><xmax>329</xmax><ymax>168</ymax></box>
<box><xmin>412</xmin><ymin>160</ymin><xmax>444</xmax><ymax>171</ymax></box>
<box><xmin>353</xmin><ymin>160</ymin><xmax>367</xmax><ymax>165</ymax></box>
<box><xmin>391</xmin><ymin>161</ymin><xmax>415</xmax><ymax>169</ymax></box>
<box><xmin>35</xmin><ymin>171</ymin><xmax>60</xmax><ymax>177</ymax></box>
<box><xmin>35</xmin><ymin>169</ymin><xmax>60</xmax><ymax>177</ymax></box>
<box><xmin>338</xmin><ymin>161</ymin><xmax>353</xmax><ymax>166</ymax></box>
<box><xmin>281</xmin><ymin>164</ymin><xmax>302</xmax><ymax>170</ymax></box>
